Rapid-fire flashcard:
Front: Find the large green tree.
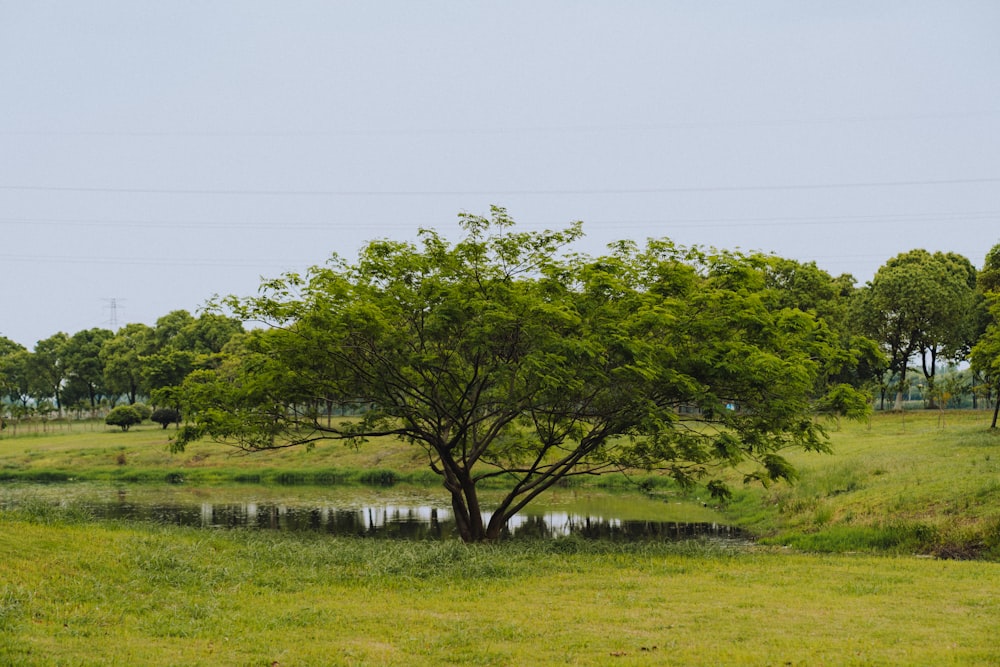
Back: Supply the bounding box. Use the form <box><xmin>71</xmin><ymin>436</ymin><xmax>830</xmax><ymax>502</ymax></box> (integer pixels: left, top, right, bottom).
<box><xmin>971</xmin><ymin>241</ymin><xmax>1000</xmax><ymax>428</ymax></box>
<box><xmin>979</xmin><ymin>243</ymin><xmax>1000</xmax><ymax>294</ymax></box>
<box><xmin>175</xmin><ymin>209</ymin><xmax>857</xmax><ymax>542</ymax></box>
<box><xmin>856</xmin><ymin>249</ymin><xmax>979</xmax><ymax>410</ymax></box>
<box><xmin>760</xmin><ymin>257</ymin><xmax>884</xmax><ymax>405</ymax></box>
<box><xmin>29</xmin><ymin>333</ymin><xmax>70</xmax><ymax>412</ymax></box>
<box><xmin>100</xmin><ymin>323</ymin><xmax>155</xmax><ymax>405</ymax></box>
<box><xmin>0</xmin><ymin>336</ymin><xmax>27</xmax><ymax>419</ymax></box>
<box><xmin>62</xmin><ymin>328</ymin><xmax>114</xmax><ymax>412</ymax></box>
<box><xmin>144</xmin><ymin>311</ymin><xmax>243</xmax><ymax>397</ymax></box>
<box><xmin>1</xmin><ymin>348</ymin><xmax>33</xmax><ymax>410</ymax></box>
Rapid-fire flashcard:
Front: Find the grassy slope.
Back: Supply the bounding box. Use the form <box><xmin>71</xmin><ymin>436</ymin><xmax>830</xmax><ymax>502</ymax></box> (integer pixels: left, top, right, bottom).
<box><xmin>0</xmin><ymin>420</ymin><xmax>434</xmax><ymax>484</ymax></box>
<box><xmin>2</xmin><ymin>413</ymin><xmax>999</xmax><ymax>664</ymax></box>
<box><xmin>2</xmin><ymin>410</ymin><xmax>999</xmax><ymax>556</ymax></box>
<box><xmin>722</xmin><ymin>410</ymin><xmax>1000</xmax><ymax>559</ymax></box>
<box><xmin>1</xmin><ymin>517</ymin><xmax>997</xmax><ymax>666</ymax></box>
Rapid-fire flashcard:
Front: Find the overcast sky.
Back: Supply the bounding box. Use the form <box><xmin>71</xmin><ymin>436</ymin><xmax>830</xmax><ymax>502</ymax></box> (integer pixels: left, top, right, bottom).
<box><xmin>2</xmin><ymin>2</ymin><xmax>998</xmax><ymax>347</ymax></box>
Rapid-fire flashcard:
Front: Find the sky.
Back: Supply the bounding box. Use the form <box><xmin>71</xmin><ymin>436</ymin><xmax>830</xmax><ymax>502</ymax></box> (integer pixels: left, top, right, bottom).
<box><xmin>1</xmin><ymin>1</ymin><xmax>998</xmax><ymax>347</ymax></box>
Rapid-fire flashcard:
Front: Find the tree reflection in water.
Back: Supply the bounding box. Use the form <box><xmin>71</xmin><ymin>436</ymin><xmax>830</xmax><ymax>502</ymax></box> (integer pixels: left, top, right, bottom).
<box><xmin>85</xmin><ymin>497</ymin><xmax>748</xmax><ymax>542</ymax></box>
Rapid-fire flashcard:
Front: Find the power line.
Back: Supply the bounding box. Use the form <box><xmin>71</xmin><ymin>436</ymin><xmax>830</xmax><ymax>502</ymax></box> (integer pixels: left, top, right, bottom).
<box><xmin>1</xmin><ymin>109</ymin><xmax>997</xmax><ymax>137</ymax></box>
<box><xmin>0</xmin><ymin>177</ymin><xmax>998</xmax><ymax>198</ymax></box>
<box><xmin>0</xmin><ymin>253</ymin><xmax>306</xmax><ymax>268</ymax></box>
<box><xmin>0</xmin><ymin>210</ymin><xmax>996</xmax><ymax>232</ymax></box>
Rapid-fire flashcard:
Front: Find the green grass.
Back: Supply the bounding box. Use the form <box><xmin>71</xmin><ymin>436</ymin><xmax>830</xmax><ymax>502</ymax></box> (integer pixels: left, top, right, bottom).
<box><xmin>722</xmin><ymin>410</ymin><xmax>1000</xmax><ymax>559</ymax></box>
<box><xmin>2</xmin><ymin>412</ymin><xmax>1000</xmax><ymax>664</ymax></box>
<box><xmin>0</xmin><ymin>420</ymin><xmax>438</xmax><ymax>485</ymax></box>
<box><xmin>0</xmin><ymin>506</ymin><xmax>997</xmax><ymax>666</ymax></box>
<box><xmin>3</xmin><ymin>410</ymin><xmax>1000</xmax><ymax>558</ymax></box>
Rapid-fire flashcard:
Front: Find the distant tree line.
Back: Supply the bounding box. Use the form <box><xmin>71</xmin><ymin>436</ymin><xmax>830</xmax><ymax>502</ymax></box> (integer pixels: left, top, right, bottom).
<box><xmin>0</xmin><ymin>310</ymin><xmax>243</xmax><ymax>426</ymax></box>
<box><xmin>2</xmin><ymin>235</ymin><xmax>1000</xmax><ymax>432</ymax></box>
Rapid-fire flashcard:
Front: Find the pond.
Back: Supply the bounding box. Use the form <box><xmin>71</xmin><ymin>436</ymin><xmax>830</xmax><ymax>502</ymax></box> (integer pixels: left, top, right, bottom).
<box><xmin>0</xmin><ymin>482</ymin><xmax>750</xmax><ymax>542</ymax></box>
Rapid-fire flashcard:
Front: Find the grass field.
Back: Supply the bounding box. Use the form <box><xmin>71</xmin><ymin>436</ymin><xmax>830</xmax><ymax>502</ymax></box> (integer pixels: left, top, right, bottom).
<box><xmin>722</xmin><ymin>410</ymin><xmax>1000</xmax><ymax>559</ymax></box>
<box><xmin>0</xmin><ymin>418</ymin><xmax>437</xmax><ymax>486</ymax></box>
<box><xmin>1</xmin><ymin>410</ymin><xmax>999</xmax><ymax>664</ymax></box>
<box><xmin>2</xmin><ymin>409</ymin><xmax>999</xmax><ymax>556</ymax></box>
<box><xmin>1</xmin><ymin>511</ymin><xmax>997</xmax><ymax>666</ymax></box>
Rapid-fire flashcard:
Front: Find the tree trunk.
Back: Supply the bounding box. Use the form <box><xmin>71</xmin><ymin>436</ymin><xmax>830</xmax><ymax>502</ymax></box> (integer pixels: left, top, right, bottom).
<box><xmin>922</xmin><ymin>347</ymin><xmax>937</xmax><ymax>409</ymax></box>
<box><xmin>445</xmin><ymin>469</ymin><xmax>488</xmax><ymax>543</ymax></box>
<box><xmin>991</xmin><ymin>392</ymin><xmax>999</xmax><ymax>430</ymax></box>
<box><xmin>893</xmin><ymin>364</ymin><xmax>907</xmax><ymax>411</ymax></box>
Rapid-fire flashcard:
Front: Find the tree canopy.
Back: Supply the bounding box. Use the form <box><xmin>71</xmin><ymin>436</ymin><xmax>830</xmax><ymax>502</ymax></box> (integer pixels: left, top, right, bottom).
<box><xmin>63</xmin><ymin>328</ymin><xmax>114</xmax><ymax>411</ymax></box>
<box><xmin>971</xmin><ymin>241</ymin><xmax>1000</xmax><ymax>428</ymax></box>
<box><xmin>855</xmin><ymin>249</ymin><xmax>980</xmax><ymax>410</ymax></box>
<box><xmin>175</xmin><ymin>208</ymin><xmax>862</xmax><ymax>542</ymax></box>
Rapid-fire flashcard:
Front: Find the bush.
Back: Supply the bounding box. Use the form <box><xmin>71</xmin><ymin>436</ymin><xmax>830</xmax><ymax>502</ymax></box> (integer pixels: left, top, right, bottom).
<box><xmin>105</xmin><ymin>405</ymin><xmax>144</xmax><ymax>432</ymax></box>
<box><xmin>132</xmin><ymin>403</ymin><xmax>153</xmax><ymax>420</ymax></box>
<box><xmin>151</xmin><ymin>407</ymin><xmax>181</xmax><ymax>429</ymax></box>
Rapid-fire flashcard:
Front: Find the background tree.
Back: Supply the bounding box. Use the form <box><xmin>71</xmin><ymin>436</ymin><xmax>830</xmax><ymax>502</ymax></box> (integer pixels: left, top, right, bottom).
<box><xmin>105</xmin><ymin>404</ymin><xmax>144</xmax><ymax>431</ymax></box>
<box><xmin>971</xmin><ymin>298</ymin><xmax>1000</xmax><ymax>428</ymax></box>
<box><xmin>176</xmin><ymin>209</ymin><xmax>858</xmax><ymax>542</ymax></box>
<box><xmin>761</xmin><ymin>257</ymin><xmax>884</xmax><ymax>404</ymax></box>
<box><xmin>143</xmin><ymin>311</ymin><xmax>198</xmax><ymax>394</ymax></box>
<box><xmin>0</xmin><ymin>336</ymin><xmax>22</xmax><ymax>361</ymax></box>
<box><xmin>0</xmin><ymin>336</ymin><xmax>25</xmax><ymax>402</ymax></box>
<box><xmin>28</xmin><ymin>333</ymin><xmax>70</xmax><ymax>414</ymax></box>
<box><xmin>143</xmin><ymin>311</ymin><xmax>243</xmax><ymax>399</ymax></box>
<box><xmin>101</xmin><ymin>323</ymin><xmax>154</xmax><ymax>405</ymax></box>
<box><xmin>855</xmin><ymin>250</ymin><xmax>978</xmax><ymax>411</ymax></box>
<box><xmin>979</xmin><ymin>243</ymin><xmax>1000</xmax><ymax>294</ymax></box>
<box><xmin>971</xmin><ymin>241</ymin><xmax>1000</xmax><ymax>428</ymax></box>
<box><xmin>2</xmin><ymin>349</ymin><xmax>34</xmax><ymax>412</ymax></box>
<box><xmin>62</xmin><ymin>328</ymin><xmax>114</xmax><ymax>414</ymax></box>
<box><xmin>151</xmin><ymin>407</ymin><xmax>181</xmax><ymax>429</ymax></box>
<box><xmin>183</xmin><ymin>312</ymin><xmax>245</xmax><ymax>356</ymax></box>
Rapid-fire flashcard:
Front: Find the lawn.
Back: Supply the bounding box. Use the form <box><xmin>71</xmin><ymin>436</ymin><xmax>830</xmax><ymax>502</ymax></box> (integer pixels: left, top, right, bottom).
<box><xmin>1</xmin><ymin>515</ymin><xmax>997</xmax><ymax>666</ymax></box>
<box><xmin>722</xmin><ymin>410</ymin><xmax>1000</xmax><ymax>558</ymax></box>
<box><xmin>1</xmin><ymin>409</ymin><xmax>999</xmax><ymax>664</ymax></box>
<box><xmin>2</xmin><ymin>410</ymin><xmax>999</xmax><ymax>556</ymax></box>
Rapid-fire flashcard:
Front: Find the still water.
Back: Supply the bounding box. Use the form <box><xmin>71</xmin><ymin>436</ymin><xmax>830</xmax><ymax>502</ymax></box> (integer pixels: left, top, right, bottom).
<box><xmin>1</xmin><ymin>483</ymin><xmax>749</xmax><ymax>542</ymax></box>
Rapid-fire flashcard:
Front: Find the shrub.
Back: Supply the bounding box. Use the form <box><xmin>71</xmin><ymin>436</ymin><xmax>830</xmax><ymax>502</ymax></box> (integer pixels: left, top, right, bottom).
<box><xmin>132</xmin><ymin>403</ymin><xmax>153</xmax><ymax>420</ymax></box>
<box><xmin>151</xmin><ymin>407</ymin><xmax>181</xmax><ymax>429</ymax></box>
<box><xmin>105</xmin><ymin>405</ymin><xmax>144</xmax><ymax>432</ymax></box>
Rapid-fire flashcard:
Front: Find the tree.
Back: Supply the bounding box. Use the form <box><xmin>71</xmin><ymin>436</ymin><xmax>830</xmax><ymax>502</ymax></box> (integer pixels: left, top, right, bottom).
<box><xmin>184</xmin><ymin>312</ymin><xmax>244</xmax><ymax>355</ymax></box>
<box><xmin>142</xmin><ymin>311</ymin><xmax>244</xmax><ymax>398</ymax></box>
<box><xmin>979</xmin><ymin>243</ymin><xmax>1000</xmax><ymax>294</ymax></box>
<box><xmin>105</xmin><ymin>405</ymin><xmax>144</xmax><ymax>431</ymax></box>
<box><xmin>101</xmin><ymin>323</ymin><xmax>154</xmax><ymax>405</ymax></box>
<box><xmin>971</xmin><ymin>296</ymin><xmax>1000</xmax><ymax>428</ymax></box>
<box><xmin>761</xmin><ymin>257</ymin><xmax>884</xmax><ymax>402</ymax></box>
<box><xmin>0</xmin><ymin>335</ymin><xmax>22</xmax><ymax>361</ymax></box>
<box><xmin>151</xmin><ymin>407</ymin><xmax>181</xmax><ymax>429</ymax></box>
<box><xmin>175</xmin><ymin>209</ymin><xmax>854</xmax><ymax>542</ymax></box>
<box><xmin>1</xmin><ymin>349</ymin><xmax>33</xmax><ymax>411</ymax></box>
<box><xmin>856</xmin><ymin>250</ymin><xmax>979</xmax><ymax>411</ymax></box>
<box><xmin>62</xmin><ymin>328</ymin><xmax>114</xmax><ymax>413</ymax></box>
<box><xmin>972</xmin><ymin>241</ymin><xmax>1000</xmax><ymax>428</ymax></box>
<box><xmin>29</xmin><ymin>333</ymin><xmax>70</xmax><ymax>412</ymax></box>
<box><xmin>0</xmin><ymin>336</ymin><xmax>26</xmax><ymax>407</ymax></box>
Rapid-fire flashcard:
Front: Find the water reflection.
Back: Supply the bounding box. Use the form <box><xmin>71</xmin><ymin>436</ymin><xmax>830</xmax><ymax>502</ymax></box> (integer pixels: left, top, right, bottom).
<box><xmin>81</xmin><ymin>495</ymin><xmax>748</xmax><ymax>542</ymax></box>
